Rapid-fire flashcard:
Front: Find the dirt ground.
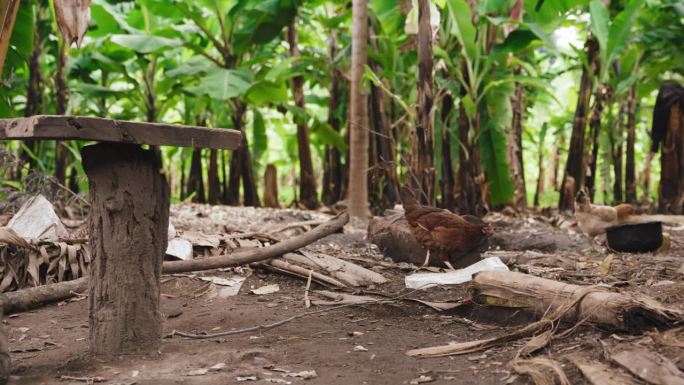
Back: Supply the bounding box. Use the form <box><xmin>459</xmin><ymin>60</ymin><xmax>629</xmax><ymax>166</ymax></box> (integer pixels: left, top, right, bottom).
<box><xmin>4</xmin><ymin>204</ymin><xmax>684</xmax><ymax>385</ymax></box>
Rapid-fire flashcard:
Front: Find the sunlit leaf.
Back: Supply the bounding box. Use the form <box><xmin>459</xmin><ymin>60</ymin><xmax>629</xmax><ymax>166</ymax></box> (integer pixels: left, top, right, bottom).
<box><xmin>589</xmin><ymin>0</ymin><xmax>609</xmax><ymax>65</ymax></box>
<box><xmin>311</xmin><ymin>119</ymin><xmax>347</xmax><ymax>152</ymax></box>
<box><xmin>247</xmin><ymin>81</ymin><xmax>288</xmax><ymax>104</ymax></box>
<box><xmin>196</xmin><ymin>68</ymin><xmax>254</xmax><ymax>100</ymax></box>
<box><xmin>110</xmin><ymin>34</ymin><xmax>182</xmax><ymax>54</ymax></box>
<box><xmin>606</xmin><ymin>0</ymin><xmax>644</xmax><ymax>66</ymax></box>
<box><xmin>446</xmin><ymin>0</ymin><xmax>477</xmax><ymax>62</ymax></box>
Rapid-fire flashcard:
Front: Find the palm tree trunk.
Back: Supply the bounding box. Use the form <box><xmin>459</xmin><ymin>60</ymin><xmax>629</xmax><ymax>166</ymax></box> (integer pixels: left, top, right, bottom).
<box><xmin>440</xmin><ymin>92</ymin><xmax>456</xmax><ymax>210</ymax></box>
<box><xmin>412</xmin><ymin>0</ymin><xmax>435</xmax><ymax>205</ymax></box>
<box><xmin>549</xmin><ymin>132</ymin><xmax>563</xmax><ymax>191</ymax></box>
<box><xmin>348</xmin><ymin>0</ymin><xmax>369</xmax><ymax>217</ymax></box>
<box><xmin>54</xmin><ymin>40</ymin><xmax>69</xmax><ymax>185</ymax></box>
<box><xmin>368</xmin><ymin>28</ymin><xmax>399</xmax><ymax>212</ymax></box>
<box><xmin>625</xmin><ymin>83</ymin><xmax>637</xmax><ymax>203</ymax></box>
<box><xmin>586</xmin><ymin>84</ymin><xmax>607</xmax><ymax>201</ymax></box>
<box><xmin>21</xmin><ymin>11</ymin><xmax>44</xmax><ymax>172</ymax></box>
<box><xmin>509</xmin><ymin>80</ymin><xmax>526</xmax><ymax>210</ymax></box>
<box><xmin>613</xmin><ymin>98</ymin><xmax>627</xmax><ymax>203</ymax></box>
<box><xmin>457</xmin><ymin>97</ymin><xmax>481</xmax><ymax>215</ymax></box>
<box><xmin>0</xmin><ymin>0</ymin><xmax>20</xmax><ymax>73</ymax></box>
<box><xmin>208</xmin><ymin>149</ymin><xmax>220</xmax><ymax>204</ymax></box>
<box><xmin>227</xmin><ymin>102</ymin><xmax>259</xmax><ymax>206</ymax></box>
<box><xmin>367</xmin><ymin>93</ymin><xmax>380</xmax><ymax>211</ymax></box>
<box><xmin>559</xmin><ymin>36</ymin><xmax>599</xmax><ymax>210</ymax></box>
<box><xmin>186</xmin><ymin>148</ymin><xmax>205</xmax><ymax>203</ymax></box>
<box><xmin>534</xmin><ymin>151</ymin><xmax>544</xmax><ymax>207</ymax></box>
<box><xmin>288</xmin><ymin>22</ymin><xmax>318</xmax><ymax>209</ymax></box>
<box><xmin>263</xmin><ymin>164</ymin><xmax>279</xmax><ymax>208</ymax></box>
<box><xmin>322</xmin><ymin>35</ymin><xmax>344</xmax><ymax>206</ymax></box>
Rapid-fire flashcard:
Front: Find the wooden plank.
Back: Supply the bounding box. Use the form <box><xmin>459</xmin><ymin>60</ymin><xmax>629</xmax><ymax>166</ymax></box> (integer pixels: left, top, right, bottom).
<box><xmin>0</xmin><ymin>115</ymin><xmax>242</xmax><ymax>150</ymax></box>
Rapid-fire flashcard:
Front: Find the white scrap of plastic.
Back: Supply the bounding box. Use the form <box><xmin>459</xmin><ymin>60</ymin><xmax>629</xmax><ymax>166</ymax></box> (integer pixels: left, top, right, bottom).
<box><xmin>7</xmin><ymin>195</ymin><xmax>68</xmax><ymax>241</ymax></box>
<box><xmin>404</xmin><ymin>257</ymin><xmax>509</xmax><ymax>289</ymax></box>
<box><xmin>165</xmin><ymin>238</ymin><xmax>193</xmax><ymax>261</ymax></box>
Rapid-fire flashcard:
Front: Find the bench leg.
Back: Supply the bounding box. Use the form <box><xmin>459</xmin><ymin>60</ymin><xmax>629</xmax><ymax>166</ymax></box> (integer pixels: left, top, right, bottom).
<box><xmin>82</xmin><ymin>143</ymin><xmax>169</xmax><ymax>356</ymax></box>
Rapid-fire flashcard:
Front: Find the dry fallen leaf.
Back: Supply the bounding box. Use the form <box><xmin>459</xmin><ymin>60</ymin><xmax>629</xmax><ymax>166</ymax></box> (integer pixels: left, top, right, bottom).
<box><xmin>251</xmin><ymin>284</ymin><xmax>280</xmax><ymax>295</ymax></box>
<box><xmin>53</xmin><ymin>0</ymin><xmax>91</xmax><ymax>48</ymax></box>
<box><xmin>410</xmin><ymin>375</ymin><xmax>435</xmax><ymax>384</ymax></box>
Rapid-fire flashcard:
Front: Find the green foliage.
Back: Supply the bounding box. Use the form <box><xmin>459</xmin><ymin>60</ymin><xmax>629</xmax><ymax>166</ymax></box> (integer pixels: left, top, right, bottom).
<box><xmin>110</xmin><ymin>35</ymin><xmax>182</xmax><ymax>53</ymax></box>
<box><xmin>0</xmin><ymin>0</ymin><xmax>680</xmax><ymax>210</ymax></box>
<box><xmin>590</xmin><ymin>0</ymin><xmax>644</xmax><ymax>81</ymax></box>
<box><xmin>479</xmin><ymin>79</ymin><xmax>515</xmax><ymax>207</ymax></box>
<box><xmin>5</xmin><ymin>0</ymin><xmax>34</xmax><ymax>71</ymax></box>
<box><xmin>446</xmin><ymin>0</ymin><xmax>477</xmax><ymax>68</ymax></box>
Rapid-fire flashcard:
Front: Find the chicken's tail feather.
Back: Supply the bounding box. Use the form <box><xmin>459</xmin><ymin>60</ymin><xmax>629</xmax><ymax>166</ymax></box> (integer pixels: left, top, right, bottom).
<box><xmin>400</xmin><ymin>186</ymin><xmax>420</xmax><ymax>211</ymax></box>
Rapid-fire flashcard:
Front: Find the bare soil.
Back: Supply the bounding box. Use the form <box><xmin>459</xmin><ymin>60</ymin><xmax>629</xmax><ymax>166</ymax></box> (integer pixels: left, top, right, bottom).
<box><xmin>4</xmin><ymin>205</ymin><xmax>684</xmax><ymax>385</ymax></box>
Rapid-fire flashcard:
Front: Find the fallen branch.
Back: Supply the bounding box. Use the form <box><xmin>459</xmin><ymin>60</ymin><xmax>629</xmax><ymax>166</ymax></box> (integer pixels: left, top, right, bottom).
<box><xmin>1</xmin><ymin>213</ymin><xmax>349</xmax><ymax>313</ymax></box>
<box><xmin>162</xmin><ymin>212</ymin><xmax>348</xmax><ymax>274</ymax></box>
<box><xmin>263</xmin><ymin>259</ymin><xmax>347</xmax><ymax>288</ymax></box>
<box><xmin>282</xmin><ymin>251</ymin><xmax>387</xmax><ymax>286</ymax></box>
<box><xmin>1</xmin><ymin>277</ymin><xmax>88</xmax><ymax>313</ymax></box>
<box><xmin>266</xmin><ymin>219</ymin><xmax>327</xmax><ymax>235</ymax></box>
<box><xmin>59</xmin><ymin>375</ymin><xmax>106</xmax><ymax>383</ymax></box>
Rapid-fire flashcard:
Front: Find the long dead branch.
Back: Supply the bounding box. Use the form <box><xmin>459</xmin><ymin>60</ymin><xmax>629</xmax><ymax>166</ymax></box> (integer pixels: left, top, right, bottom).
<box><xmin>1</xmin><ymin>212</ymin><xmax>349</xmax><ymax>313</ymax></box>
<box><xmin>162</xmin><ymin>212</ymin><xmax>349</xmax><ymax>274</ymax></box>
<box><xmin>2</xmin><ymin>277</ymin><xmax>88</xmax><ymax>313</ymax></box>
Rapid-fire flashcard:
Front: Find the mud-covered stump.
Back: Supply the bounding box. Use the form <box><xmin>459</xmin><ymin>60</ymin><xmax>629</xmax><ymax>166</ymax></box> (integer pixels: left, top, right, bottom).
<box><xmin>82</xmin><ymin>143</ymin><xmax>170</xmax><ymax>356</ymax></box>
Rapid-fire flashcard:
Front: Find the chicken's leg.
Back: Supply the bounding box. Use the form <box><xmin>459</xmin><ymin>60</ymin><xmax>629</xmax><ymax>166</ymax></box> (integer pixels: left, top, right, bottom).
<box><xmin>420</xmin><ymin>250</ymin><xmax>431</xmax><ymax>268</ymax></box>
<box><xmin>443</xmin><ymin>260</ymin><xmax>457</xmax><ymax>271</ymax></box>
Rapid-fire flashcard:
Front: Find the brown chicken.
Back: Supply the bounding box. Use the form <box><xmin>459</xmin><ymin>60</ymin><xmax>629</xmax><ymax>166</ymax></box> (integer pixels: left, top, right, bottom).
<box><xmin>574</xmin><ymin>187</ymin><xmax>635</xmax><ymax>239</ymax></box>
<box><xmin>401</xmin><ymin>188</ymin><xmax>494</xmax><ymax>270</ymax></box>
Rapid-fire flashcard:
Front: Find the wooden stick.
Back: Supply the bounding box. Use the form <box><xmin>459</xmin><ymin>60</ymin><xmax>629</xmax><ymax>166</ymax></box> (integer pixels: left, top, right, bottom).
<box><xmin>2</xmin><ymin>277</ymin><xmax>88</xmax><ymax>313</ymax></box>
<box><xmin>304</xmin><ymin>270</ymin><xmax>313</xmax><ymax>309</ymax></box>
<box><xmin>264</xmin><ymin>259</ymin><xmax>347</xmax><ymax>288</ymax></box>
<box><xmin>162</xmin><ymin>213</ymin><xmax>348</xmax><ymax>274</ymax></box>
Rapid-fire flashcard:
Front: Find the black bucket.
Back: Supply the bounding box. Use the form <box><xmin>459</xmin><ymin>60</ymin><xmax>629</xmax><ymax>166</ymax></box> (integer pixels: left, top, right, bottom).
<box><xmin>606</xmin><ymin>221</ymin><xmax>663</xmax><ymax>253</ymax></box>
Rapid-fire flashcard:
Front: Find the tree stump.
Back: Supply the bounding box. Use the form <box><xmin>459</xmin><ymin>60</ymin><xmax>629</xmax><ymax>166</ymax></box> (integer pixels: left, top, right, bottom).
<box><xmin>82</xmin><ymin>143</ymin><xmax>169</xmax><ymax>355</ymax></box>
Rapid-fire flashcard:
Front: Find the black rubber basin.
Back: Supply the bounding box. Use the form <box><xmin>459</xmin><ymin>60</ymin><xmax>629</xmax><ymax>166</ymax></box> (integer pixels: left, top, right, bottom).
<box><xmin>606</xmin><ymin>221</ymin><xmax>663</xmax><ymax>253</ymax></box>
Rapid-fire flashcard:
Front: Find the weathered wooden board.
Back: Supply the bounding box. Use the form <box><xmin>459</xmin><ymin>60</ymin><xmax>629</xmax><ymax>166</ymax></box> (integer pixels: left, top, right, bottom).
<box><xmin>0</xmin><ymin>115</ymin><xmax>242</xmax><ymax>150</ymax></box>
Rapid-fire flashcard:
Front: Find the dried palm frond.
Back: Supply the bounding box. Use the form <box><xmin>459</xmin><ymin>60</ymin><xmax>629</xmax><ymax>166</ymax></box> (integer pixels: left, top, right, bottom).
<box><xmin>0</xmin><ymin>240</ymin><xmax>89</xmax><ymax>292</ymax></box>
<box><xmin>53</xmin><ymin>0</ymin><xmax>91</xmax><ymax>48</ymax></box>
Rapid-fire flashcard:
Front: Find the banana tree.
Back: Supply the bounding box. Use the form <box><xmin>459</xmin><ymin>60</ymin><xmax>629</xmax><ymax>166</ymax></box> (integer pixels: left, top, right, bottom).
<box><xmin>583</xmin><ymin>0</ymin><xmax>644</xmax><ymax>201</ymax></box>
<box><xmin>444</xmin><ymin>0</ymin><xmax>562</xmax><ymax>214</ymax></box>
